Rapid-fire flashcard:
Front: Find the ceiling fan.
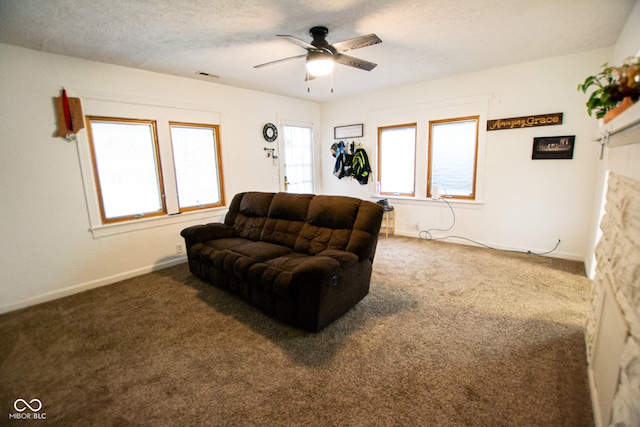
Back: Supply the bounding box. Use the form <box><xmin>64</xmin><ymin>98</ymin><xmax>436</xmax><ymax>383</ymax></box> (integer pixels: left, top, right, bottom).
<box><xmin>254</xmin><ymin>26</ymin><xmax>382</xmax><ymax>80</ymax></box>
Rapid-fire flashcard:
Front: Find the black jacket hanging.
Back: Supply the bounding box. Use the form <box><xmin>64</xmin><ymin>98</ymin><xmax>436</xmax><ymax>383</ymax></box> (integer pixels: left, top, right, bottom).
<box><xmin>351</xmin><ymin>147</ymin><xmax>372</xmax><ymax>185</ymax></box>
<box><xmin>333</xmin><ymin>141</ymin><xmax>353</xmax><ymax>179</ymax></box>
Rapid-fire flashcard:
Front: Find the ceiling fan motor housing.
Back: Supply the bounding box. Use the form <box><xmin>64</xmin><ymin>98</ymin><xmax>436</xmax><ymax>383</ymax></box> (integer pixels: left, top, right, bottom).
<box><xmin>309</xmin><ymin>26</ymin><xmax>334</xmax><ymax>53</ymax></box>
<box><xmin>309</xmin><ymin>27</ymin><xmax>328</xmax><ymax>43</ymax></box>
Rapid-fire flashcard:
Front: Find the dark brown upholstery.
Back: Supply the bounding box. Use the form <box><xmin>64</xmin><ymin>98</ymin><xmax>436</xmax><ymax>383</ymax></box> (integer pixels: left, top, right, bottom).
<box><xmin>180</xmin><ymin>191</ymin><xmax>384</xmax><ymax>332</ymax></box>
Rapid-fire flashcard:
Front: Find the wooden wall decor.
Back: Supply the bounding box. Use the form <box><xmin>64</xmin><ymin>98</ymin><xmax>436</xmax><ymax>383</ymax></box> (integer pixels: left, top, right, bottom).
<box><xmin>531</xmin><ymin>135</ymin><xmax>575</xmax><ymax>160</ymax></box>
<box><xmin>487</xmin><ymin>112</ymin><xmax>563</xmax><ymax>131</ymax></box>
<box><xmin>54</xmin><ymin>89</ymin><xmax>84</xmax><ymax>140</ymax></box>
<box><xmin>334</xmin><ymin>124</ymin><xmax>363</xmax><ymax>139</ymax></box>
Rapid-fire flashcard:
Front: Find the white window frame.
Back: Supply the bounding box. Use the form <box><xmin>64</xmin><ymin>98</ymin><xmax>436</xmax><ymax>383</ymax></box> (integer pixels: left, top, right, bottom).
<box><xmin>372</xmin><ymin>94</ymin><xmax>488</xmax><ymax>205</ymax></box>
<box><xmin>72</xmin><ymin>89</ymin><xmax>227</xmax><ymax>238</ymax></box>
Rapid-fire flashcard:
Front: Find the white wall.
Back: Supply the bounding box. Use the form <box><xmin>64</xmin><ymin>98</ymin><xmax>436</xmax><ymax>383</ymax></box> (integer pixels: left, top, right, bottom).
<box><xmin>320</xmin><ymin>49</ymin><xmax>608</xmax><ymax>261</ymax></box>
<box><xmin>0</xmin><ymin>43</ymin><xmax>320</xmax><ymax>313</ymax></box>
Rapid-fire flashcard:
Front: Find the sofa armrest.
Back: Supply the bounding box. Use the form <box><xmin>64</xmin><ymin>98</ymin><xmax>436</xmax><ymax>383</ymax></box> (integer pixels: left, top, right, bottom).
<box><xmin>180</xmin><ymin>223</ymin><xmax>234</xmax><ymax>247</ymax></box>
<box><xmin>315</xmin><ymin>250</ymin><xmax>359</xmax><ymax>269</ymax></box>
<box><xmin>292</xmin><ymin>256</ymin><xmax>341</xmax><ymax>282</ymax></box>
<box><xmin>292</xmin><ymin>254</ymin><xmax>370</xmax><ymax>332</ymax></box>
<box><xmin>291</xmin><ymin>251</ymin><xmax>358</xmax><ymax>280</ymax></box>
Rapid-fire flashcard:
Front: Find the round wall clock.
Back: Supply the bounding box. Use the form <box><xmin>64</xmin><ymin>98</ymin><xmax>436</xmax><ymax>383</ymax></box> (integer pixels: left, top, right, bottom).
<box><xmin>263</xmin><ymin>123</ymin><xmax>278</xmax><ymax>142</ymax></box>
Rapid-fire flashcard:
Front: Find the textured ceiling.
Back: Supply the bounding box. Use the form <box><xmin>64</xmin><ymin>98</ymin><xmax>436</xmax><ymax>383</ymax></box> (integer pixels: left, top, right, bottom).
<box><xmin>0</xmin><ymin>0</ymin><xmax>635</xmax><ymax>102</ymax></box>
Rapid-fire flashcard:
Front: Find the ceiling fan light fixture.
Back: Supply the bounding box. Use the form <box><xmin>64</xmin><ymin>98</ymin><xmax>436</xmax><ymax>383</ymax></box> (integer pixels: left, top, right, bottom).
<box><xmin>306</xmin><ymin>51</ymin><xmax>334</xmax><ymax>77</ymax></box>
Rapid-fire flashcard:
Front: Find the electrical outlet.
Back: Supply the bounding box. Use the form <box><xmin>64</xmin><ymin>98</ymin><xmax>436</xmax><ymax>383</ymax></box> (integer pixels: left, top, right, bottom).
<box><xmin>176</xmin><ymin>244</ymin><xmax>184</xmax><ymax>254</ymax></box>
<box><xmin>416</xmin><ymin>220</ymin><xmax>421</xmax><ymax>231</ymax></box>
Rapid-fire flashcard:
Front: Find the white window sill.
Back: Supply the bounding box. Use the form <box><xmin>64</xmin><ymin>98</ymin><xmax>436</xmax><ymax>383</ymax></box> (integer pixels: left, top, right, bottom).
<box><xmin>90</xmin><ymin>207</ymin><xmax>227</xmax><ymax>239</ymax></box>
<box><xmin>369</xmin><ymin>195</ymin><xmax>484</xmax><ymax>209</ymax></box>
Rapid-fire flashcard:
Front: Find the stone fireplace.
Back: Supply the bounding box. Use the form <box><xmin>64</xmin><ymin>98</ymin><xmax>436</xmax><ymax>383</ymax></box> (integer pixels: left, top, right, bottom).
<box><xmin>586</xmin><ymin>102</ymin><xmax>640</xmax><ymax>427</ymax></box>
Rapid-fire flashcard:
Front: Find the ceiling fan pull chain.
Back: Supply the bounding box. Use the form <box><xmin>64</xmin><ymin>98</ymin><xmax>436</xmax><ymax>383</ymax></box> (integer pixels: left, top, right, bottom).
<box><xmin>329</xmin><ymin>68</ymin><xmax>334</xmax><ymax>94</ymax></box>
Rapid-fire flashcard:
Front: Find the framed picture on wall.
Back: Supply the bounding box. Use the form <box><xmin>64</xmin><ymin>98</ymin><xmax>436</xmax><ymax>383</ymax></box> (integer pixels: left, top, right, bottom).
<box><xmin>532</xmin><ymin>135</ymin><xmax>575</xmax><ymax>160</ymax></box>
<box><xmin>334</xmin><ymin>124</ymin><xmax>363</xmax><ymax>139</ymax></box>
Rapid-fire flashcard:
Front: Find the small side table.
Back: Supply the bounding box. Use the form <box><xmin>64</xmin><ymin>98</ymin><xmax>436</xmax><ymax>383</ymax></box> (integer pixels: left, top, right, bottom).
<box><xmin>381</xmin><ymin>206</ymin><xmax>395</xmax><ymax>238</ymax></box>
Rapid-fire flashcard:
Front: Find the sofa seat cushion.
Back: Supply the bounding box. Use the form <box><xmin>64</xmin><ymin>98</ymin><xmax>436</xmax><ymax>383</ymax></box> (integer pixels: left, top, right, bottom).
<box><xmin>248</xmin><ymin>250</ymin><xmax>359</xmax><ymax>299</ymax></box>
<box><xmin>248</xmin><ymin>253</ymin><xmax>310</xmax><ymax>298</ymax></box>
<box><xmin>196</xmin><ymin>238</ymin><xmax>251</xmax><ymax>264</ymax></box>
<box><xmin>211</xmin><ymin>241</ymin><xmax>294</xmax><ymax>280</ymax></box>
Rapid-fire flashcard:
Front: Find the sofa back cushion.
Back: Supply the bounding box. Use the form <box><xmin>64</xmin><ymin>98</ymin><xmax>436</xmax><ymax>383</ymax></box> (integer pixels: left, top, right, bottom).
<box><xmin>261</xmin><ymin>192</ymin><xmax>314</xmax><ymax>248</ymax></box>
<box><xmin>232</xmin><ymin>192</ymin><xmax>275</xmax><ymax>241</ymax></box>
<box><xmin>224</xmin><ymin>192</ymin><xmax>382</xmax><ymax>261</ymax></box>
<box><xmin>224</xmin><ymin>192</ymin><xmax>245</xmax><ymax>226</ymax></box>
<box><xmin>295</xmin><ymin>195</ymin><xmax>360</xmax><ymax>255</ymax></box>
<box><xmin>346</xmin><ymin>200</ymin><xmax>384</xmax><ymax>261</ymax></box>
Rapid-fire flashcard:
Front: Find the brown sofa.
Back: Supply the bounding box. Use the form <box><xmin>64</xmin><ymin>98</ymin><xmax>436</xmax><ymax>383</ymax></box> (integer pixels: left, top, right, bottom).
<box><xmin>180</xmin><ymin>191</ymin><xmax>384</xmax><ymax>332</ymax></box>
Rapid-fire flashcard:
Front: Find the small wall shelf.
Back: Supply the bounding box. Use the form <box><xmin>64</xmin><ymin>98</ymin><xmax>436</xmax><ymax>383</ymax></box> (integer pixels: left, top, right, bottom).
<box><xmin>594</xmin><ymin>101</ymin><xmax>640</xmax><ymax>147</ymax></box>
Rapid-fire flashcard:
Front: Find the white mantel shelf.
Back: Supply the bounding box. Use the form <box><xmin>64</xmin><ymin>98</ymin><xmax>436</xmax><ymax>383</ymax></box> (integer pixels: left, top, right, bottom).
<box><xmin>594</xmin><ymin>100</ymin><xmax>640</xmax><ymax>147</ymax></box>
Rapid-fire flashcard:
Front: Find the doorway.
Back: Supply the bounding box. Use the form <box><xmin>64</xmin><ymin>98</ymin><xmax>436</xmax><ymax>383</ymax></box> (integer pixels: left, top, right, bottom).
<box><xmin>281</xmin><ymin>123</ymin><xmax>314</xmax><ymax>193</ymax></box>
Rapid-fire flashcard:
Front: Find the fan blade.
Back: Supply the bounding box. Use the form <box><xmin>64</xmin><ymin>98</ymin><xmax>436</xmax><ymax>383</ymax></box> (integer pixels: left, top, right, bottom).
<box><xmin>334</xmin><ymin>53</ymin><xmax>378</xmax><ymax>71</ymax></box>
<box><xmin>331</xmin><ymin>34</ymin><xmax>381</xmax><ymax>53</ymax></box>
<box><xmin>254</xmin><ymin>53</ymin><xmax>307</xmax><ymax>69</ymax></box>
<box><xmin>277</xmin><ymin>34</ymin><xmax>314</xmax><ymax>50</ymax></box>
<box><xmin>304</xmin><ymin>73</ymin><xmax>316</xmax><ymax>82</ymax></box>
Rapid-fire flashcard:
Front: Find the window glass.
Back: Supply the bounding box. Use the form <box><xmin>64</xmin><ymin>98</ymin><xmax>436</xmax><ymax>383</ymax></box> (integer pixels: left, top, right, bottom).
<box><xmin>428</xmin><ymin>117</ymin><xmax>479</xmax><ymax>200</ymax></box>
<box><xmin>377</xmin><ymin>124</ymin><xmax>416</xmax><ymax>196</ymax></box>
<box><xmin>87</xmin><ymin>117</ymin><xmax>165</xmax><ymax>222</ymax></box>
<box><xmin>170</xmin><ymin>123</ymin><xmax>225</xmax><ymax>211</ymax></box>
<box><xmin>283</xmin><ymin>124</ymin><xmax>314</xmax><ymax>194</ymax></box>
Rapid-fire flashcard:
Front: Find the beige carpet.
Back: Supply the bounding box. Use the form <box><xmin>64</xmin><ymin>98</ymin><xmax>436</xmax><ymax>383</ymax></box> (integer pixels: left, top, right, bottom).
<box><xmin>0</xmin><ymin>236</ymin><xmax>593</xmax><ymax>426</ymax></box>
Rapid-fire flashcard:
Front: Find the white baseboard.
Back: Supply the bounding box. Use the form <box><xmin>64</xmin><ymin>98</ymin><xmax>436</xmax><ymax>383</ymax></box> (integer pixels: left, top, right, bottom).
<box><xmin>0</xmin><ymin>256</ymin><xmax>188</xmax><ymax>315</ymax></box>
<box><xmin>589</xmin><ymin>369</ymin><xmax>605</xmax><ymax>427</ymax></box>
<box><xmin>391</xmin><ymin>229</ymin><xmax>585</xmax><ymax>262</ymax></box>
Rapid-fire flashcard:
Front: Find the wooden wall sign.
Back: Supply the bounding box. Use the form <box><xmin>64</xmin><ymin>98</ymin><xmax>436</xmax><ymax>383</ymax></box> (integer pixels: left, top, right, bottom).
<box><xmin>334</xmin><ymin>124</ymin><xmax>363</xmax><ymax>139</ymax></box>
<box><xmin>54</xmin><ymin>89</ymin><xmax>84</xmax><ymax>139</ymax></box>
<box><xmin>487</xmin><ymin>112</ymin><xmax>563</xmax><ymax>131</ymax></box>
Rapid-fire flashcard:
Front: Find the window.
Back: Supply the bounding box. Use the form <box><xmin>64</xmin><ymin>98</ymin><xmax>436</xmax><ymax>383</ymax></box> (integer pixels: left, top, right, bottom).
<box><xmin>170</xmin><ymin>122</ymin><xmax>225</xmax><ymax>211</ymax></box>
<box><xmin>282</xmin><ymin>124</ymin><xmax>314</xmax><ymax>194</ymax></box>
<box><xmin>86</xmin><ymin>117</ymin><xmax>166</xmax><ymax>223</ymax></box>
<box><xmin>427</xmin><ymin>116</ymin><xmax>479</xmax><ymax>200</ymax></box>
<box><xmin>86</xmin><ymin>116</ymin><xmax>226</xmax><ymax>226</ymax></box>
<box><xmin>78</xmin><ymin>94</ymin><xmax>228</xmax><ymax>236</ymax></box>
<box><xmin>377</xmin><ymin>123</ymin><xmax>417</xmax><ymax>197</ymax></box>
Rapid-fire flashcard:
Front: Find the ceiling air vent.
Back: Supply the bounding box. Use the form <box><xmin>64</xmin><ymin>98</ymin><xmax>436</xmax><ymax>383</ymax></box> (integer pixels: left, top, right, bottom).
<box><xmin>196</xmin><ymin>71</ymin><xmax>220</xmax><ymax>79</ymax></box>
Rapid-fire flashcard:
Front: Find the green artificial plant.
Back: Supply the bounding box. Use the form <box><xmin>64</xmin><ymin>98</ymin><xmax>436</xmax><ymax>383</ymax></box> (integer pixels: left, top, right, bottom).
<box><xmin>577</xmin><ymin>57</ymin><xmax>640</xmax><ymax>119</ymax></box>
